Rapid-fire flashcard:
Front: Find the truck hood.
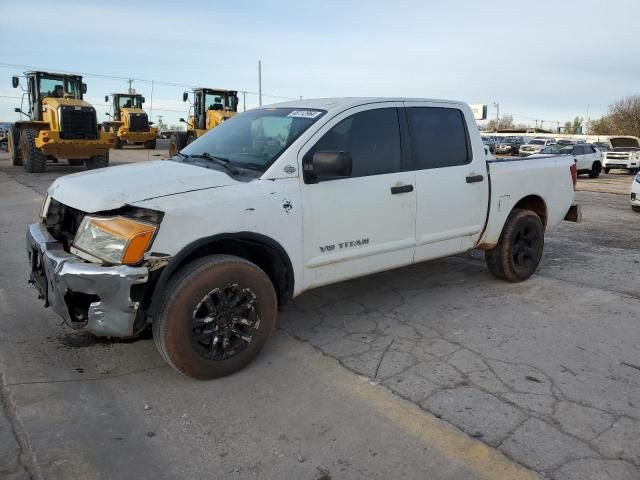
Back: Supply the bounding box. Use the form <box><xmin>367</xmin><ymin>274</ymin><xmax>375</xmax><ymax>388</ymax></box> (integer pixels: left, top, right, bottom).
<box><xmin>48</xmin><ymin>160</ymin><xmax>236</xmax><ymax>212</ymax></box>
<box><xmin>610</xmin><ymin>137</ymin><xmax>640</xmax><ymax>149</ymax></box>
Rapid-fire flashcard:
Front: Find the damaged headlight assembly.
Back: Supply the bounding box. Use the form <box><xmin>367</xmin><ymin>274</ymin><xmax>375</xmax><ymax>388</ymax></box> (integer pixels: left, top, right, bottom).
<box><xmin>71</xmin><ymin>216</ymin><xmax>158</xmax><ymax>265</ymax></box>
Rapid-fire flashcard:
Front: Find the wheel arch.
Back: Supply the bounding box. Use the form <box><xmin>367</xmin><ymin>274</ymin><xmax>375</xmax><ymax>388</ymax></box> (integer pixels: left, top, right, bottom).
<box><xmin>513</xmin><ymin>194</ymin><xmax>548</xmax><ymax>227</ymax></box>
<box><xmin>148</xmin><ymin>232</ymin><xmax>295</xmax><ymax>318</ymax></box>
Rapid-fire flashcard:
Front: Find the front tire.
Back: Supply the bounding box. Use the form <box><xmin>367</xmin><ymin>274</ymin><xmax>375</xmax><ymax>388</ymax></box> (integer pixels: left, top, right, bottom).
<box><xmin>20</xmin><ymin>129</ymin><xmax>46</xmax><ymax>173</ymax></box>
<box><xmin>604</xmin><ymin>167</ymin><xmax>610</xmax><ymax>174</ymax></box>
<box><xmin>153</xmin><ymin>255</ymin><xmax>277</xmax><ymax>380</ymax></box>
<box><xmin>114</xmin><ymin>135</ymin><xmax>123</xmax><ymax>149</ymax></box>
<box><xmin>485</xmin><ymin>209</ymin><xmax>544</xmax><ymax>283</ymax></box>
<box><xmin>588</xmin><ymin>162</ymin><xmax>601</xmax><ymax>178</ymax></box>
<box><xmin>85</xmin><ymin>152</ymin><xmax>109</xmax><ymax>169</ymax></box>
<box><xmin>632</xmin><ymin>206</ymin><xmax>640</xmax><ymax>213</ymax></box>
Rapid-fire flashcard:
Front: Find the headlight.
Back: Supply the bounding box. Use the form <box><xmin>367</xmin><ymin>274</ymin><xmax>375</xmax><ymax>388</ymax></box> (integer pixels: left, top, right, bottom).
<box><xmin>72</xmin><ymin>216</ymin><xmax>157</xmax><ymax>265</ymax></box>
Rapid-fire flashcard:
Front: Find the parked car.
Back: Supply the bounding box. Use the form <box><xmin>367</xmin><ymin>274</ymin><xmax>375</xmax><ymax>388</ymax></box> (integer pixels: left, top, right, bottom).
<box><xmin>556</xmin><ymin>139</ymin><xmax>575</xmax><ymax>145</ymax></box>
<box><xmin>519</xmin><ymin>138</ymin><xmax>556</xmax><ymax>156</ymax></box>
<box><xmin>495</xmin><ymin>136</ymin><xmax>525</xmax><ymax>155</ymax></box>
<box><xmin>26</xmin><ymin>97</ymin><xmax>579</xmax><ymax>379</ymax></box>
<box><xmin>593</xmin><ymin>141</ymin><xmax>611</xmax><ymax>152</ymax></box>
<box><xmin>631</xmin><ymin>172</ymin><xmax>640</xmax><ymax>212</ymax></box>
<box><xmin>603</xmin><ymin>147</ymin><xmax>640</xmax><ymax>174</ymax></box>
<box><xmin>532</xmin><ymin>144</ymin><xmax>603</xmax><ymax>178</ymax></box>
<box><xmin>482</xmin><ymin>135</ymin><xmax>498</xmax><ymax>153</ymax></box>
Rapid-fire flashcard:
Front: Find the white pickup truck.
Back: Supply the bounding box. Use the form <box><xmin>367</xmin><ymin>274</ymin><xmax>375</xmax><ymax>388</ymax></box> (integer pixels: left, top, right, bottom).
<box><xmin>602</xmin><ymin>136</ymin><xmax>640</xmax><ymax>174</ymax></box>
<box><xmin>27</xmin><ymin>98</ymin><xmax>580</xmax><ymax>379</ymax></box>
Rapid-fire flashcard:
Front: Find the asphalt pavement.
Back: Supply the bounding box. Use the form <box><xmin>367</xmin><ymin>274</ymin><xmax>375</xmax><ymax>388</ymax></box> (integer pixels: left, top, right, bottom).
<box><xmin>0</xmin><ymin>146</ymin><xmax>638</xmax><ymax>480</ymax></box>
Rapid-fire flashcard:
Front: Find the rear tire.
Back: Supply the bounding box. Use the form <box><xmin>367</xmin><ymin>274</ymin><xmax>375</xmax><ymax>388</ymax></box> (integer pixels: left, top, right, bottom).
<box><xmin>8</xmin><ymin>126</ymin><xmax>22</xmax><ymax>166</ymax></box>
<box><xmin>144</xmin><ymin>139</ymin><xmax>156</xmax><ymax>149</ymax></box>
<box><xmin>588</xmin><ymin>162</ymin><xmax>601</xmax><ymax>178</ymax></box>
<box><xmin>67</xmin><ymin>159</ymin><xmax>84</xmax><ymax>166</ymax></box>
<box><xmin>153</xmin><ymin>255</ymin><xmax>277</xmax><ymax>380</ymax></box>
<box><xmin>485</xmin><ymin>209</ymin><xmax>544</xmax><ymax>283</ymax></box>
<box><xmin>85</xmin><ymin>152</ymin><xmax>109</xmax><ymax>170</ymax></box>
<box><xmin>20</xmin><ymin>129</ymin><xmax>46</xmax><ymax>173</ymax></box>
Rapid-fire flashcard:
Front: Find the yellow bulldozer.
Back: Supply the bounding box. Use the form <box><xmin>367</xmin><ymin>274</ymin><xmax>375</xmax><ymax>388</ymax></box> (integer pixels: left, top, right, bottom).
<box><xmin>8</xmin><ymin>71</ymin><xmax>114</xmax><ymax>172</ymax></box>
<box><xmin>103</xmin><ymin>93</ymin><xmax>157</xmax><ymax>149</ymax></box>
<box><xmin>168</xmin><ymin>88</ymin><xmax>238</xmax><ymax>155</ymax></box>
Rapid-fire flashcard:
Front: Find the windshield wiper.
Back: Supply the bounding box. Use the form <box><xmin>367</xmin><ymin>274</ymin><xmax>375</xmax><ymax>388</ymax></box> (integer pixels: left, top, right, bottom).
<box><xmin>182</xmin><ymin>152</ymin><xmax>240</xmax><ymax>175</ymax></box>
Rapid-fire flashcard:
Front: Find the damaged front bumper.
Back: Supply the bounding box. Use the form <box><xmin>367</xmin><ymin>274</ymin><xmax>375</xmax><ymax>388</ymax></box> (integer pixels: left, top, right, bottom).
<box><xmin>26</xmin><ymin>222</ymin><xmax>148</xmax><ymax>338</ymax></box>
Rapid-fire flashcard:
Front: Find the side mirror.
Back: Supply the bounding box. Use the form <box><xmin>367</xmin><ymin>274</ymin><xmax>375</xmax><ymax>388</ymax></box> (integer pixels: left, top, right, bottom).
<box><xmin>105</xmin><ymin>95</ymin><xmax>109</xmax><ymax>102</ymax></box>
<box><xmin>12</xmin><ymin>76</ymin><xmax>19</xmax><ymax>88</ymax></box>
<box><xmin>303</xmin><ymin>151</ymin><xmax>352</xmax><ymax>183</ymax></box>
<box><xmin>182</xmin><ymin>92</ymin><xmax>189</xmax><ymax>102</ymax></box>
<box><xmin>141</xmin><ymin>96</ymin><xmax>145</xmax><ymax>103</ymax></box>
<box><xmin>179</xmin><ymin>117</ymin><xmax>186</xmax><ymax>123</ymax></box>
<box><xmin>82</xmin><ymin>83</ymin><xmax>87</xmax><ymax>94</ymax></box>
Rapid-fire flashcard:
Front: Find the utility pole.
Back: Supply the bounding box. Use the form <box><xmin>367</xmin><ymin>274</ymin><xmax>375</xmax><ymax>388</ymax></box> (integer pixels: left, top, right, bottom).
<box><xmin>535</xmin><ymin>119</ymin><xmax>538</xmax><ymax>130</ymax></box>
<box><xmin>128</xmin><ymin>79</ymin><xmax>134</xmax><ymax>94</ymax></box>
<box><xmin>258</xmin><ymin>60</ymin><xmax>262</xmax><ymax>107</ymax></box>
<box><xmin>243</xmin><ymin>91</ymin><xmax>247</xmax><ymax>112</ymax></box>
<box><xmin>493</xmin><ymin>102</ymin><xmax>499</xmax><ymax>130</ymax></box>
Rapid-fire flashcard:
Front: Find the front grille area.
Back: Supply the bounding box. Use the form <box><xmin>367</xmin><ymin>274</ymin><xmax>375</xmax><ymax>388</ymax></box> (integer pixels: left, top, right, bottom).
<box><xmin>45</xmin><ymin>199</ymin><xmax>85</xmax><ymax>251</ymax></box>
<box><xmin>129</xmin><ymin>113</ymin><xmax>149</xmax><ymax>132</ymax></box>
<box><xmin>59</xmin><ymin>106</ymin><xmax>98</xmax><ymax>140</ymax></box>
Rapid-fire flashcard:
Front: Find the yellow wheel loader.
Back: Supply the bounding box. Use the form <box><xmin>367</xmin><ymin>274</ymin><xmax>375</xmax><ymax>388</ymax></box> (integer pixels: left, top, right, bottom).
<box><xmin>168</xmin><ymin>88</ymin><xmax>238</xmax><ymax>156</ymax></box>
<box><xmin>8</xmin><ymin>71</ymin><xmax>114</xmax><ymax>173</ymax></box>
<box><xmin>103</xmin><ymin>93</ymin><xmax>158</xmax><ymax>149</ymax></box>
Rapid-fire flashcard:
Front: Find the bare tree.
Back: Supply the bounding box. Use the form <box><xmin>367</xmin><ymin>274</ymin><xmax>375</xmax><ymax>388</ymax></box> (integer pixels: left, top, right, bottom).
<box><xmin>589</xmin><ymin>95</ymin><xmax>640</xmax><ymax>136</ymax></box>
<box><xmin>484</xmin><ymin>114</ymin><xmax>516</xmax><ymax>131</ymax></box>
<box><xmin>564</xmin><ymin>116</ymin><xmax>583</xmax><ymax>134</ymax></box>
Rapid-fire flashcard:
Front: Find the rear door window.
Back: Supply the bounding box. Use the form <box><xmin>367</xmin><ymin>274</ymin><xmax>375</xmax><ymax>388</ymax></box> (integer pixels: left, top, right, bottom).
<box><xmin>405</xmin><ymin>107</ymin><xmax>471</xmax><ymax>169</ymax></box>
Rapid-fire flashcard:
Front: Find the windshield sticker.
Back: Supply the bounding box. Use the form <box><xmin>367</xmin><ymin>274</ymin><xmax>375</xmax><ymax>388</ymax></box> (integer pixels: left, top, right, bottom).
<box><xmin>287</xmin><ymin>110</ymin><xmax>322</xmax><ymax>119</ymax></box>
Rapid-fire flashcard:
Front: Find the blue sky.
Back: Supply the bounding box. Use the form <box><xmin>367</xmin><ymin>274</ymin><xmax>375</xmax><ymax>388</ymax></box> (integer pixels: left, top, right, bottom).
<box><xmin>1</xmin><ymin>0</ymin><xmax>638</xmax><ymax>127</ymax></box>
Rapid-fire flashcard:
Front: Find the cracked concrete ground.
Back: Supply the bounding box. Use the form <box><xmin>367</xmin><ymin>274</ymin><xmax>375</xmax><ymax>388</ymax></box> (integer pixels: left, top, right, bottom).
<box><xmin>279</xmin><ymin>182</ymin><xmax>640</xmax><ymax>479</ymax></box>
<box><xmin>0</xmin><ymin>147</ymin><xmax>638</xmax><ymax>479</ymax></box>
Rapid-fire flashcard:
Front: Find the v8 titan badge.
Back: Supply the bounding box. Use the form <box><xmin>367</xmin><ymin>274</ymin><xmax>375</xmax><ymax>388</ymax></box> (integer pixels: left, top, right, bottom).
<box><xmin>284</xmin><ymin>165</ymin><xmax>296</xmax><ymax>174</ymax></box>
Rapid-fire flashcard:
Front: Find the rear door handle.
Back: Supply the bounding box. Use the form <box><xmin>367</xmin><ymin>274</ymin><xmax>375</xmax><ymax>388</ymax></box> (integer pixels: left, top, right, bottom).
<box><xmin>390</xmin><ymin>184</ymin><xmax>414</xmax><ymax>194</ymax></box>
<box><xmin>466</xmin><ymin>174</ymin><xmax>484</xmax><ymax>183</ymax></box>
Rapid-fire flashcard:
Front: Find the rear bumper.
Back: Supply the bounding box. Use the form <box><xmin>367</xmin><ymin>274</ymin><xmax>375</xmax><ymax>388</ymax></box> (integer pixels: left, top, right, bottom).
<box><xmin>26</xmin><ymin>222</ymin><xmax>148</xmax><ymax>338</ymax></box>
<box><xmin>564</xmin><ymin>204</ymin><xmax>582</xmax><ymax>223</ymax></box>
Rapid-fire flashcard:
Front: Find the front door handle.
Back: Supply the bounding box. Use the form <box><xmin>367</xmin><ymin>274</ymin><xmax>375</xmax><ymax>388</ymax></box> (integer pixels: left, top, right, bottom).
<box><xmin>466</xmin><ymin>174</ymin><xmax>484</xmax><ymax>183</ymax></box>
<box><xmin>390</xmin><ymin>184</ymin><xmax>414</xmax><ymax>194</ymax></box>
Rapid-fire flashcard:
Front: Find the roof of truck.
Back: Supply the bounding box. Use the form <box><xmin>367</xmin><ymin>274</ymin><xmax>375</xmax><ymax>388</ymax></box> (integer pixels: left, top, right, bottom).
<box><xmin>264</xmin><ymin>97</ymin><xmax>467</xmax><ymax>113</ymax></box>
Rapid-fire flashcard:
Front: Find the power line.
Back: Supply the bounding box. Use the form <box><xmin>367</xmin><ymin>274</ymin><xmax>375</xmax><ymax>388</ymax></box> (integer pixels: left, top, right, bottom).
<box><xmin>0</xmin><ymin>62</ymin><xmax>297</xmax><ymax>100</ymax></box>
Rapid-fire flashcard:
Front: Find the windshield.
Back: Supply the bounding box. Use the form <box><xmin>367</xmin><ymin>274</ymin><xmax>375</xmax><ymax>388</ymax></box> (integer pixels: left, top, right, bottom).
<box><xmin>179</xmin><ymin>107</ymin><xmax>326</xmax><ymax>172</ymax></box>
<box><xmin>540</xmin><ymin>145</ymin><xmax>573</xmax><ymax>154</ymax></box>
<box><xmin>39</xmin><ymin>75</ymin><xmax>82</xmax><ymax>100</ymax></box>
<box><xmin>529</xmin><ymin>139</ymin><xmax>546</xmax><ymax>145</ymax></box>
<box><xmin>204</xmin><ymin>91</ymin><xmax>237</xmax><ymax>112</ymax></box>
<box><xmin>117</xmin><ymin>95</ymin><xmax>142</xmax><ymax>109</ymax></box>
